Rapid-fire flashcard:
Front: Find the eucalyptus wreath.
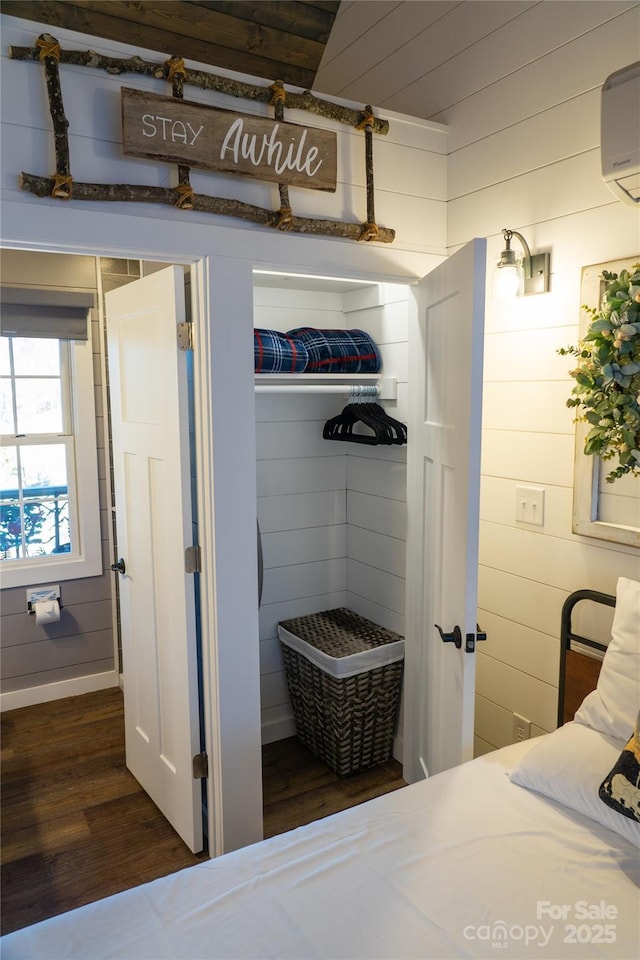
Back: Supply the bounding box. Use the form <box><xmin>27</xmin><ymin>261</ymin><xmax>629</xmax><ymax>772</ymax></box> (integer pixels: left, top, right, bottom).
<box><xmin>559</xmin><ymin>263</ymin><xmax>640</xmax><ymax>483</ymax></box>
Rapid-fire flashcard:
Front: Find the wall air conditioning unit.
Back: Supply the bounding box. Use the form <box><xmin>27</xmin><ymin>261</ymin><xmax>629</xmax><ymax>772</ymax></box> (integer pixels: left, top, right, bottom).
<box><xmin>601</xmin><ymin>60</ymin><xmax>640</xmax><ymax>206</ymax></box>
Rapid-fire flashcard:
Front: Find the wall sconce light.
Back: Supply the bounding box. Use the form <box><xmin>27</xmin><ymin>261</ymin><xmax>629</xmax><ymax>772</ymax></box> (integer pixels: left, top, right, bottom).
<box><xmin>495</xmin><ymin>228</ymin><xmax>550</xmax><ymax>299</ymax></box>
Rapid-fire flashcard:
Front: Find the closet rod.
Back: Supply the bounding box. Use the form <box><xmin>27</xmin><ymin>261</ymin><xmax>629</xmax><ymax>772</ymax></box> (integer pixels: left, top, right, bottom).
<box><xmin>254</xmin><ymin>377</ymin><xmax>397</xmax><ymax>400</ymax></box>
<box><xmin>254</xmin><ymin>384</ymin><xmax>379</xmax><ymax>396</ymax></box>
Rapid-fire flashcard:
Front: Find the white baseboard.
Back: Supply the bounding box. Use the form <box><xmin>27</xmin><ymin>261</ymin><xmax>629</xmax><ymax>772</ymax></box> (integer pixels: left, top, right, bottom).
<box><xmin>0</xmin><ymin>670</ymin><xmax>120</xmax><ymax>712</ymax></box>
<box><xmin>261</xmin><ymin>713</ymin><xmax>296</xmax><ymax>745</ymax></box>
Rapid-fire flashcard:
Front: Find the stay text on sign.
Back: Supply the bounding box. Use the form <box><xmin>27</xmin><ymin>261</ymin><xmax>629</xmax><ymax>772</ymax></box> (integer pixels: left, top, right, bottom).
<box><xmin>121</xmin><ymin>88</ymin><xmax>337</xmax><ymax>192</ymax></box>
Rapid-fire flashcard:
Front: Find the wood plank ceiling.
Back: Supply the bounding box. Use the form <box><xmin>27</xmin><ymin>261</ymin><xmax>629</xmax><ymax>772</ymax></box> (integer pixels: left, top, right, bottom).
<box><xmin>0</xmin><ymin>0</ymin><xmax>341</xmax><ymax>89</ymax></box>
<box><xmin>2</xmin><ymin>1</ymin><xmax>588</xmax><ymax>123</ymax></box>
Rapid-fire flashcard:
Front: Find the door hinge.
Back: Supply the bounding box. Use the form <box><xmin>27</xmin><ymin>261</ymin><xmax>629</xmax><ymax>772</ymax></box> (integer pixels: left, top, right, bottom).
<box><xmin>177</xmin><ymin>320</ymin><xmax>193</xmax><ymax>351</ymax></box>
<box><xmin>192</xmin><ymin>752</ymin><xmax>208</xmax><ymax>779</ymax></box>
<box><xmin>184</xmin><ymin>545</ymin><xmax>201</xmax><ymax>574</ymax></box>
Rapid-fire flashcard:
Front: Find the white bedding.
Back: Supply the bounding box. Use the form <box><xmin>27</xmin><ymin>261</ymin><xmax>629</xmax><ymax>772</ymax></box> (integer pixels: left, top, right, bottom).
<box><xmin>3</xmin><ymin>737</ymin><xmax>639</xmax><ymax>960</ymax></box>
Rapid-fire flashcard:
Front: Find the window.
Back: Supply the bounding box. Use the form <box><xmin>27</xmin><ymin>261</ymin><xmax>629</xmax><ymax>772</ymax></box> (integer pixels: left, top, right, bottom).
<box><xmin>0</xmin><ymin>291</ymin><xmax>101</xmax><ymax>587</ymax></box>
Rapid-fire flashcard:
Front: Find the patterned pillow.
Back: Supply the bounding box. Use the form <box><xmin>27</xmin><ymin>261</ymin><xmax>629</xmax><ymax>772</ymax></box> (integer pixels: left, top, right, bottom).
<box><xmin>599</xmin><ymin>710</ymin><xmax>640</xmax><ymax>822</ymax></box>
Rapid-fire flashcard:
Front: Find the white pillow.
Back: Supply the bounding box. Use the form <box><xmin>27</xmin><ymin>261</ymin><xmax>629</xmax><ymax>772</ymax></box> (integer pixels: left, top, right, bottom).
<box><xmin>510</xmin><ymin>722</ymin><xmax>640</xmax><ymax>849</ymax></box>
<box><xmin>573</xmin><ymin>576</ymin><xmax>640</xmax><ymax>742</ymax></box>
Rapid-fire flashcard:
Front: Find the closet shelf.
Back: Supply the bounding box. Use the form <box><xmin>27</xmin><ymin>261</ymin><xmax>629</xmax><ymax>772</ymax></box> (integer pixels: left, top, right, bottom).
<box><xmin>254</xmin><ymin>374</ymin><xmax>397</xmax><ymax>400</ymax></box>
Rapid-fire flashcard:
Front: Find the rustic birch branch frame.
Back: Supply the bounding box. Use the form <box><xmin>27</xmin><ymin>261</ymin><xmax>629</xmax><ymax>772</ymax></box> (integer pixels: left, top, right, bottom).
<box><xmin>11</xmin><ymin>34</ymin><xmax>395</xmax><ymax>244</ymax></box>
<box><xmin>167</xmin><ymin>57</ymin><xmax>194</xmax><ymax>209</ymax></box>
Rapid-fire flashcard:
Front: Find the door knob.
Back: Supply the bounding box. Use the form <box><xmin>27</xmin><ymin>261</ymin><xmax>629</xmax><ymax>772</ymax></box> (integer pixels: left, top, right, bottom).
<box><xmin>110</xmin><ymin>558</ymin><xmax>126</xmax><ymax>575</ymax></box>
<box><xmin>434</xmin><ymin>624</ymin><xmax>462</xmax><ymax>648</ymax></box>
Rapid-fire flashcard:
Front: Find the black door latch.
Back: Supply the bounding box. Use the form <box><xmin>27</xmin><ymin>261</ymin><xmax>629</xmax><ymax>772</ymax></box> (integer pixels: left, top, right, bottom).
<box><xmin>434</xmin><ymin>623</ymin><xmax>486</xmax><ymax>652</ymax></box>
<box><xmin>465</xmin><ymin>624</ymin><xmax>487</xmax><ymax>652</ymax></box>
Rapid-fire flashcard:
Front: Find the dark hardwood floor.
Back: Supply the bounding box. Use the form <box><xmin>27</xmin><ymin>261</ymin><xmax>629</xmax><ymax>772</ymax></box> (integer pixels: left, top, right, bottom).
<box><xmin>0</xmin><ymin>688</ymin><xmax>205</xmax><ymax>935</ymax></box>
<box><xmin>1</xmin><ymin>687</ymin><xmax>406</xmax><ymax>935</ymax></box>
<box><xmin>262</xmin><ymin>735</ymin><xmax>406</xmax><ymax>839</ymax></box>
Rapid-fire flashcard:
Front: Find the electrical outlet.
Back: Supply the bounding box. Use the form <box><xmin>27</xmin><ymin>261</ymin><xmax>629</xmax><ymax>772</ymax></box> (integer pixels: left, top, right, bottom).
<box><xmin>515</xmin><ymin>485</ymin><xmax>545</xmax><ymax>526</ymax></box>
<box><xmin>513</xmin><ymin>712</ymin><xmax>531</xmax><ymax>743</ymax></box>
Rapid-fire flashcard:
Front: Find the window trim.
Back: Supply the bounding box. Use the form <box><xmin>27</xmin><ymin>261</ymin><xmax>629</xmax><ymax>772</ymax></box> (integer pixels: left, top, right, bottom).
<box><xmin>0</xmin><ymin>328</ymin><xmax>102</xmax><ymax>587</ymax></box>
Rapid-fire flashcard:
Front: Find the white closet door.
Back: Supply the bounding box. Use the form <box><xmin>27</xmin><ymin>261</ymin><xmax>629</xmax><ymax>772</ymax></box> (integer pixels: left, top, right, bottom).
<box><xmin>106</xmin><ymin>266</ymin><xmax>203</xmax><ymax>853</ymax></box>
<box><xmin>404</xmin><ymin>238</ymin><xmax>486</xmax><ymax>781</ymax></box>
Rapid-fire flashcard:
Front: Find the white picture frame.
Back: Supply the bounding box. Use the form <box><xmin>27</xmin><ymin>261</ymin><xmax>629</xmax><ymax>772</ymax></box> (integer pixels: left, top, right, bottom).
<box><xmin>572</xmin><ymin>257</ymin><xmax>640</xmax><ymax>548</ymax></box>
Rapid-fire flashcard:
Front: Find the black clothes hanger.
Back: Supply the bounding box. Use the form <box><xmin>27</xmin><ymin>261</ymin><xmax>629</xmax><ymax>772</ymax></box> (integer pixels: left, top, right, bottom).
<box><xmin>323</xmin><ymin>400</ymin><xmax>407</xmax><ymax>446</ymax></box>
<box><xmin>355</xmin><ymin>403</ymin><xmax>396</xmax><ymax>444</ymax></box>
<box><xmin>366</xmin><ymin>403</ymin><xmax>407</xmax><ymax>444</ymax></box>
<box><xmin>323</xmin><ymin>404</ymin><xmax>380</xmax><ymax>444</ymax></box>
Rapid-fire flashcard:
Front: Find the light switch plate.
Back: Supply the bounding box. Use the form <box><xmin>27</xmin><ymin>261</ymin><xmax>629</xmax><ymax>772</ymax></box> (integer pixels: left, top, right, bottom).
<box><xmin>515</xmin><ymin>485</ymin><xmax>545</xmax><ymax>526</ymax></box>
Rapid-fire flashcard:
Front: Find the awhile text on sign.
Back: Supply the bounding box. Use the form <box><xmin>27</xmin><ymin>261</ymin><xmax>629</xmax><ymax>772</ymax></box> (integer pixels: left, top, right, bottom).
<box><xmin>121</xmin><ymin>88</ymin><xmax>337</xmax><ymax>192</ymax></box>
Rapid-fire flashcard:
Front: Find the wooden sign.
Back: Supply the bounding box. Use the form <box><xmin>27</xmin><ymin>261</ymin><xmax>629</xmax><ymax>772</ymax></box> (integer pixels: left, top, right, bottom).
<box><xmin>121</xmin><ymin>88</ymin><xmax>337</xmax><ymax>192</ymax></box>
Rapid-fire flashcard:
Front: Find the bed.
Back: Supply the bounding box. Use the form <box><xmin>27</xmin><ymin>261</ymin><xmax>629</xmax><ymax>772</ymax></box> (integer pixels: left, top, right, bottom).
<box><xmin>2</xmin><ymin>577</ymin><xmax>639</xmax><ymax>960</ymax></box>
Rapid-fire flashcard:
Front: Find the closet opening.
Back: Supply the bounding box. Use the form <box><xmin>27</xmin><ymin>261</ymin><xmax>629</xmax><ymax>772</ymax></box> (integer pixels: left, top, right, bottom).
<box><xmin>252</xmin><ymin>269</ymin><xmax>412</xmax><ymax>835</ymax></box>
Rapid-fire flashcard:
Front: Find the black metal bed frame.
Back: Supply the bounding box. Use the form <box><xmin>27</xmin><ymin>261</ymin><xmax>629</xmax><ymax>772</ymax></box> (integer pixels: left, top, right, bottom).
<box><xmin>557</xmin><ymin>588</ymin><xmax>616</xmax><ymax>728</ymax></box>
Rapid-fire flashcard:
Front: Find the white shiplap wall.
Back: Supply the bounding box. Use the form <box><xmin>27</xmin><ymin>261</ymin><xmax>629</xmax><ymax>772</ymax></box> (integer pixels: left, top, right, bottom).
<box><xmin>341</xmin><ymin>284</ymin><xmax>410</xmax><ymax>639</ymax></box>
<box><xmin>436</xmin><ymin>4</ymin><xmax>640</xmax><ymax>755</ymax></box>
<box><xmin>254</xmin><ymin>281</ymin><xmax>410</xmax><ymax>751</ymax></box>
<box><xmin>255</xmin><ymin>286</ymin><xmax>348</xmax><ymax>743</ymax></box>
<box><xmin>342</xmin><ymin>285</ymin><xmax>410</xmax><ymax>757</ymax></box>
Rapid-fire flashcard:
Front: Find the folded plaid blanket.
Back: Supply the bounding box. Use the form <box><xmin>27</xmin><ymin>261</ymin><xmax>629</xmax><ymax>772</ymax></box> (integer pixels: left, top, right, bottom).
<box><xmin>287</xmin><ymin>328</ymin><xmax>381</xmax><ymax>373</ymax></box>
<box><xmin>254</xmin><ymin>329</ymin><xmax>309</xmax><ymax>373</ymax></box>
